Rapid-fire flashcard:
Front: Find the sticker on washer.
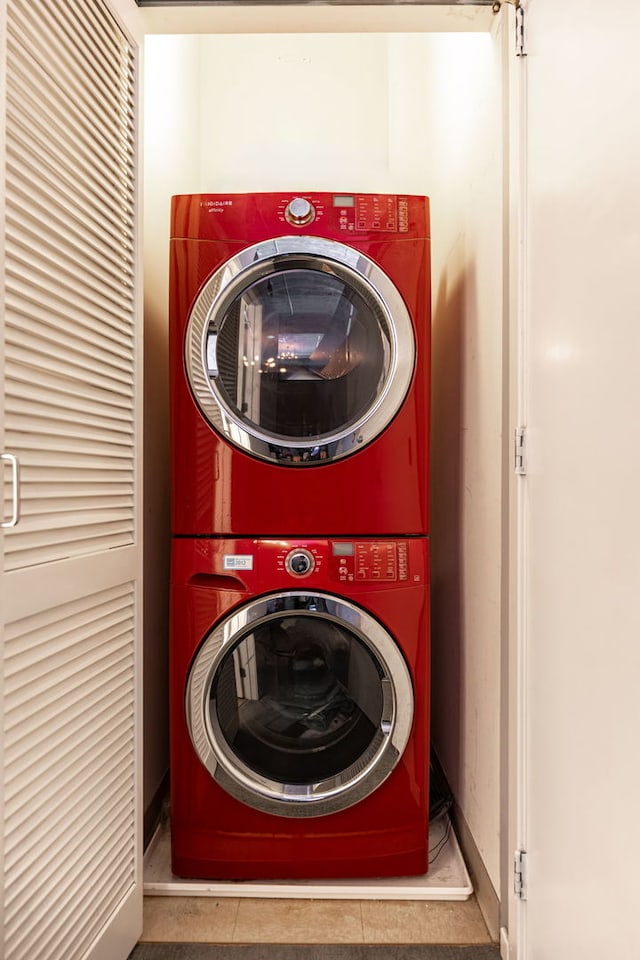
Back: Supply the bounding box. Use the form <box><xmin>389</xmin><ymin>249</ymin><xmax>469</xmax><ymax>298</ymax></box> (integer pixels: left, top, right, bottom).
<box><xmin>223</xmin><ymin>555</ymin><xmax>254</xmax><ymax>571</ymax></box>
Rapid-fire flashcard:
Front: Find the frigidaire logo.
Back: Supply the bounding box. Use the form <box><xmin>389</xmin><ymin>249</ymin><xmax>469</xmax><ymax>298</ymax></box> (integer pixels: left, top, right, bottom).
<box><xmin>200</xmin><ymin>199</ymin><xmax>233</xmax><ymax>207</ymax></box>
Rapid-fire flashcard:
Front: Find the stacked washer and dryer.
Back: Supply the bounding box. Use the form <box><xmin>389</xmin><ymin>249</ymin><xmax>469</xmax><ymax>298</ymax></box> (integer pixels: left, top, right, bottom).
<box><xmin>169</xmin><ymin>192</ymin><xmax>432</xmax><ymax>879</ymax></box>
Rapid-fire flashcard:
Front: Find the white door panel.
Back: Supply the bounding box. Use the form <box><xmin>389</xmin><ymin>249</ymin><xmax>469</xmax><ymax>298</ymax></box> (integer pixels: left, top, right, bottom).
<box><xmin>1</xmin><ymin>0</ymin><xmax>143</xmax><ymax>958</ymax></box>
<box><xmin>521</xmin><ymin>1</ymin><xmax>640</xmax><ymax>957</ymax></box>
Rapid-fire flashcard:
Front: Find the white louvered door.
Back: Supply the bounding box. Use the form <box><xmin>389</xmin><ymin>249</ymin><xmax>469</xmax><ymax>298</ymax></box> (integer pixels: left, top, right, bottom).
<box><xmin>1</xmin><ymin>1</ymin><xmax>143</xmax><ymax>958</ymax></box>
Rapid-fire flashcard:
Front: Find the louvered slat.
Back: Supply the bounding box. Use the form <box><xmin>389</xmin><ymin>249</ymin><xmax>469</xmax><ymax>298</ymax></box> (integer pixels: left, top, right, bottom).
<box><xmin>16</xmin><ymin>481</ymin><xmax>131</xmax><ymax>496</ymax></box>
<box><xmin>4</xmin><ymin>529</ymin><xmax>134</xmax><ymax>573</ymax></box>
<box><xmin>5</xmin><ymin>105</ymin><xmax>135</xmax><ymax>238</ymax></box>
<box><xmin>3</xmin><ymin>582</ymin><xmax>136</xmax><ymax>960</ymax></box>
<box><xmin>8</xmin><ymin>177</ymin><xmax>134</xmax><ymax>280</ymax></box>
<box><xmin>5</xmin><ymin>721</ymin><xmax>133</xmax><ymax>872</ymax></box>
<box><xmin>8</xmin><ymin>374</ymin><xmax>133</xmax><ymax>414</ymax></box>
<box><xmin>12</xmin><ymin>0</ymin><xmax>133</xmax><ymax>173</ymax></box>
<box><xmin>6</xmin><ymin>722</ymin><xmax>133</xmax><ymax>865</ymax></box>
<box><xmin>5</xmin><ymin>0</ymin><xmax>137</xmax><ymax>575</ymax></box>
<box><xmin>8</xmin><ymin>395</ymin><xmax>133</xmax><ymax>435</ymax></box>
<box><xmin>7</xmin><ymin>211</ymin><xmax>135</xmax><ymax>303</ymax></box>
<box><xmin>6</xmin><ymin>670</ymin><xmax>133</xmax><ymax>776</ymax></box>
<box><xmin>6</xmin><ymin>321</ymin><xmax>134</xmax><ymax>384</ymax></box>
<box><xmin>4</xmin><ymin>588</ymin><xmax>134</xmax><ymax>697</ymax></box>
<box><xmin>5</xmin><ymin>149</ymin><xmax>134</xmax><ymax>254</ymax></box>
<box><xmin>6</xmin><ymin>237</ymin><xmax>134</xmax><ymax>323</ymax></box>
<box><xmin>4</xmin><ymin>270</ymin><xmax>135</xmax><ymax>341</ymax></box>
<box><xmin>7</xmin><ymin>407</ymin><xmax>133</xmax><ymax>445</ymax></box>
<box><xmin>7</xmin><ymin>360</ymin><xmax>134</xmax><ymax>408</ymax></box>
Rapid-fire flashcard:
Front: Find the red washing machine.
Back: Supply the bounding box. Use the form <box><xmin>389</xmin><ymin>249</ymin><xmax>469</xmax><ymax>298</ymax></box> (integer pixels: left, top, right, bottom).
<box><xmin>170</xmin><ymin>192</ymin><xmax>431</xmax><ymax>537</ymax></box>
<box><xmin>170</xmin><ymin>536</ymin><xmax>430</xmax><ymax>880</ymax></box>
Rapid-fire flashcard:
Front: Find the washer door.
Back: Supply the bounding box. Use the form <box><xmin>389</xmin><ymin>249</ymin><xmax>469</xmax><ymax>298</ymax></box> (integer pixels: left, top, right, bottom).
<box><xmin>186</xmin><ymin>591</ymin><xmax>414</xmax><ymax>817</ymax></box>
<box><xmin>185</xmin><ymin>237</ymin><xmax>415</xmax><ymax>465</ymax></box>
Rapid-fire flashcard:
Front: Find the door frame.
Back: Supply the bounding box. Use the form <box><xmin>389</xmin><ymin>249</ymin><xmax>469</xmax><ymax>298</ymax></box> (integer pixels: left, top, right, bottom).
<box><xmin>141</xmin><ymin>0</ymin><xmax>525</xmax><ymax>952</ymax></box>
<box><xmin>500</xmin><ymin>2</ymin><xmax>529</xmax><ymax>956</ymax></box>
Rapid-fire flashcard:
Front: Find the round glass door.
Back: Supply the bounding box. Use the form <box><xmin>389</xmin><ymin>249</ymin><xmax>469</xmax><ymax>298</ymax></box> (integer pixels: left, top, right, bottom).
<box><xmin>186</xmin><ymin>592</ymin><xmax>414</xmax><ymax>817</ymax></box>
<box><xmin>185</xmin><ymin>237</ymin><xmax>415</xmax><ymax>465</ymax></box>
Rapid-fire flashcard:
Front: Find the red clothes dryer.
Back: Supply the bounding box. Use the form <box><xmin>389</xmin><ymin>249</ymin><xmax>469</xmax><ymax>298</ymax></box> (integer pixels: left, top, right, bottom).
<box><xmin>170</xmin><ymin>192</ymin><xmax>431</xmax><ymax>537</ymax></box>
<box><xmin>170</xmin><ymin>536</ymin><xmax>430</xmax><ymax>880</ymax></box>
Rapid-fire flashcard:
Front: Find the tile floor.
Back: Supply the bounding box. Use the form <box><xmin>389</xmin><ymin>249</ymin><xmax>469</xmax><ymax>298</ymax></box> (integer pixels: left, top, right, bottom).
<box><xmin>141</xmin><ymin>896</ymin><xmax>493</xmax><ymax>945</ymax></box>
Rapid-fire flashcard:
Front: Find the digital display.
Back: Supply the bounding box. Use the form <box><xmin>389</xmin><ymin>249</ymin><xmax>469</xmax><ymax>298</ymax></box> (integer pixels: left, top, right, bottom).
<box><xmin>332</xmin><ymin>542</ymin><xmax>354</xmax><ymax>556</ymax></box>
<box><xmin>333</xmin><ymin>195</ymin><xmax>354</xmax><ymax>207</ymax></box>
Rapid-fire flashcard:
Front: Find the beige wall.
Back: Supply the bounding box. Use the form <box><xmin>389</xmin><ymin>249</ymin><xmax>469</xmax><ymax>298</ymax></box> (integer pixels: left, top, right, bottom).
<box><xmin>142</xmin><ymin>32</ymin><xmax>505</xmax><ymax>896</ymax></box>
<box><xmin>195</xmin><ymin>35</ymin><xmax>390</xmax><ymax>192</ymax></box>
<box><xmin>426</xmin><ymin>32</ymin><xmax>504</xmax><ymax>893</ymax></box>
<box><xmin>142</xmin><ymin>35</ymin><xmax>201</xmax><ymax>813</ymax></box>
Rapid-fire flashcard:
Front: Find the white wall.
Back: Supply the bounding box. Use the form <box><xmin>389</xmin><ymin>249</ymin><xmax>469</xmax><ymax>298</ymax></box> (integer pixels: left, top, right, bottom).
<box><xmin>425</xmin><ymin>32</ymin><xmax>504</xmax><ymax>895</ymax></box>
<box><xmin>195</xmin><ymin>35</ymin><xmax>390</xmax><ymax>191</ymax></box>
<box><xmin>142</xmin><ymin>32</ymin><xmax>505</xmax><ymax>900</ymax></box>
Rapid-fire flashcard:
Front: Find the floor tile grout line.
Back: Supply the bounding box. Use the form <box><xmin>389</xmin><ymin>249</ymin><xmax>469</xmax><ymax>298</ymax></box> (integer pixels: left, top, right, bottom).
<box><xmin>141</xmin><ymin>895</ymin><xmax>492</xmax><ymax>947</ymax></box>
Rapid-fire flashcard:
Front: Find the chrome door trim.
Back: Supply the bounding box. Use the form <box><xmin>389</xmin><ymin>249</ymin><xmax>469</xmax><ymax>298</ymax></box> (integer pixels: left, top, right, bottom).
<box><xmin>185</xmin><ymin>236</ymin><xmax>415</xmax><ymax>465</ymax></box>
<box><xmin>186</xmin><ymin>590</ymin><xmax>414</xmax><ymax>818</ymax></box>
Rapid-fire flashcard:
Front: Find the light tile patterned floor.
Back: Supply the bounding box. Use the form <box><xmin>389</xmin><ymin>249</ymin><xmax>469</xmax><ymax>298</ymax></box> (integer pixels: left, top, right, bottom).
<box><xmin>141</xmin><ymin>896</ymin><xmax>492</xmax><ymax>945</ymax></box>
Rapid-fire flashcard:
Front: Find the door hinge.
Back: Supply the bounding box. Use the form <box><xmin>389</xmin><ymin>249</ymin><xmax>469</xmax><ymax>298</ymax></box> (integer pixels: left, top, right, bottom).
<box><xmin>515</xmin><ymin>3</ymin><xmax>527</xmax><ymax>57</ymax></box>
<box><xmin>514</xmin><ymin>849</ymin><xmax>528</xmax><ymax>900</ymax></box>
<box><xmin>514</xmin><ymin>427</ymin><xmax>527</xmax><ymax>475</ymax></box>
<box><xmin>493</xmin><ymin>1</ymin><xmax>527</xmax><ymax>57</ymax></box>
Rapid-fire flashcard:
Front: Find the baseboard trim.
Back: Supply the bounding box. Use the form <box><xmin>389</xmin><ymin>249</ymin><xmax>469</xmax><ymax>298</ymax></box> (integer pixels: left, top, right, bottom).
<box><xmin>450</xmin><ymin>803</ymin><xmax>500</xmax><ymax>942</ymax></box>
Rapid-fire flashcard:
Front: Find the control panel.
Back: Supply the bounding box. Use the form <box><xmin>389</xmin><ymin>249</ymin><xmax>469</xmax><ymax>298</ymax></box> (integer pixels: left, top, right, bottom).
<box><xmin>266</xmin><ymin>540</ymin><xmax>422</xmax><ymax>585</ymax></box>
<box><xmin>276</xmin><ymin>194</ymin><xmax>412</xmax><ymax>234</ymax></box>
<box><xmin>333</xmin><ymin>541</ymin><xmax>410</xmax><ymax>584</ymax></box>
<box><xmin>175</xmin><ymin>192</ymin><xmax>430</xmax><ymax>242</ymax></box>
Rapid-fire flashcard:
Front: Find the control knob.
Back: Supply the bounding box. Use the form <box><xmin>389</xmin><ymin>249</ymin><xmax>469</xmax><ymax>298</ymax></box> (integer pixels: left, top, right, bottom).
<box><xmin>285</xmin><ymin>548</ymin><xmax>315</xmax><ymax>577</ymax></box>
<box><xmin>285</xmin><ymin>197</ymin><xmax>316</xmax><ymax>227</ymax></box>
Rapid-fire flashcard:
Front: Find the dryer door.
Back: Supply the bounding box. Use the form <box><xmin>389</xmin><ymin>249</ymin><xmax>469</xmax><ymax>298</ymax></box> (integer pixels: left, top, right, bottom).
<box><xmin>186</xmin><ymin>591</ymin><xmax>414</xmax><ymax>817</ymax></box>
<box><xmin>185</xmin><ymin>237</ymin><xmax>415</xmax><ymax>465</ymax></box>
